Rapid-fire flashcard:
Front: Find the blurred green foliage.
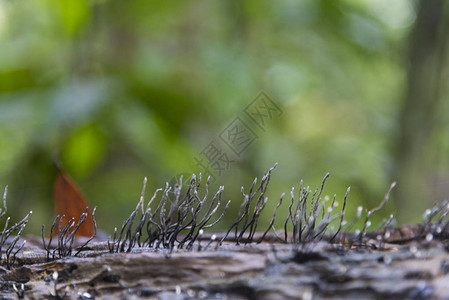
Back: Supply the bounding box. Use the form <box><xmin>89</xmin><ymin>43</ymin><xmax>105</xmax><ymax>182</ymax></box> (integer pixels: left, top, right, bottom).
<box><xmin>0</xmin><ymin>0</ymin><xmax>447</xmax><ymax>235</ymax></box>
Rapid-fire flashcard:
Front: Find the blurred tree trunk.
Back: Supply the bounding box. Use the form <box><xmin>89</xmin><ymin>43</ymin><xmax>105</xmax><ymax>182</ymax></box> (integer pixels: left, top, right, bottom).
<box><xmin>395</xmin><ymin>0</ymin><xmax>449</xmax><ymax>222</ymax></box>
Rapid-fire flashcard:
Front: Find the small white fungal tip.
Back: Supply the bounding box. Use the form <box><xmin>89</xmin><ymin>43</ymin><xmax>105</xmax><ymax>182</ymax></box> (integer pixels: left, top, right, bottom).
<box><xmin>334</xmin><ymin>201</ymin><xmax>339</xmax><ymax>207</ymax></box>
<box><xmin>423</xmin><ymin>209</ymin><xmax>432</xmax><ymax>221</ymax></box>
<box><xmin>357</xmin><ymin>206</ymin><xmax>363</xmax><ymax>218</ymax></box>
<box><xmin>302</xmin><ymin>289</ymin><xmax>313</xmax><ymax>300</ymax></box>
<box><xmin>79</xmin><ymin>292</ymin><xmax>92</xmax><ymax>298</ymax></box>
<box><xmin>52</xmin><ymin>271</ymin><xmax>58</xmax><ymax>281</ymax></box>
<box><xmin>211</xmin><ymin>234</ymin><xmax>217</xmax><ymax>241</ymax></box>
<box><xmin>176</xmin><ymin>285</ymin><xmax>181</xmax><ymax>295</ymax></box>
<box><xmin>199</xmin><ymin>229</ymin><xmax>204</xmax><ymax>235</ymax></box>
<box><xmin>425</xmin><ymin>233</ymin><xmax>433</xmax><ymax>242</ymax></box>
<box><xmin>187</xmin><ymin>289</ymin><xmax>196</xmax><ymax>297</ymax></box>
<box><xmin>366</xmin><ymin>221</ymin><xmax>372</xmax><ymax>228</ymax></box>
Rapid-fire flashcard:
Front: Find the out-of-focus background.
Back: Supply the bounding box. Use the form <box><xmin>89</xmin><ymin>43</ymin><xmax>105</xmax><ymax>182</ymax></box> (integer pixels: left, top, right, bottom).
<box><xmin>0</xmin><ymin>0</ymin><xmax>448</xmax><ymax>235</ymax></box>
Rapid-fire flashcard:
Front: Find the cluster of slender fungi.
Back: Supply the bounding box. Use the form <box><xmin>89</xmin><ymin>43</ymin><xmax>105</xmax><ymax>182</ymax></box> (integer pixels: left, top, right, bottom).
<box><xmin>1</xmin><ymin>163</ymin><xmax>449</xmax><ymax>267</ymax></box>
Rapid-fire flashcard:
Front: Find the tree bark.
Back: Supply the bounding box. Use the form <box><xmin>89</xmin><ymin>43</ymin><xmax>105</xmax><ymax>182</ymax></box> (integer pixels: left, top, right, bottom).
<box><xmin>2</xmin><ymin>229</ymin><xmax>449</xmax><ymax>299</ymax></box>
<box><xmin>395</xmin><ymin>0</ymin><xmax>449</xmax><ymax>222</ymax></box>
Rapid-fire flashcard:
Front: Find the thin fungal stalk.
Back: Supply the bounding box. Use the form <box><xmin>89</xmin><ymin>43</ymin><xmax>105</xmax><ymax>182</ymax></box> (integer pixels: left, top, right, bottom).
<box><xmin>42</xmin><ymin>207</ymin><xmax>96</xmax><ymax>260</ymax></box>
<box><xmin>357</xmin><ymin>182</ymin><xmax>396</xmax><ymax>245</ymax></box>
<box><xmin>0</xmin><ymin>187</ymin><xmax>32</xmax><ymax>263</ymax></box>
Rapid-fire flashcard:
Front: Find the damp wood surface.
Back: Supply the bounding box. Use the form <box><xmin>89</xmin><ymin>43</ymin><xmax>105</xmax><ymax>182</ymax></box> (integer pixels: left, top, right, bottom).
<box><xmin>1</xmin><ymin>231</ymin><xmax>449</xmax><ymax>300</ymax></box>
<box><xmin>2</xmin><ymin>167</ymin><xmax>449</xmax><ymax>299</ymax></box>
